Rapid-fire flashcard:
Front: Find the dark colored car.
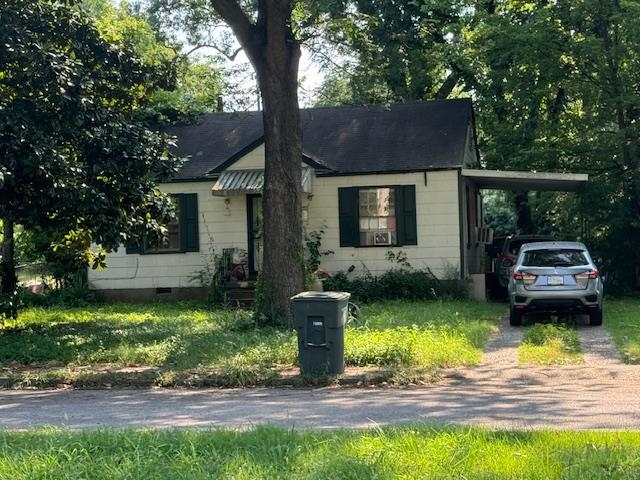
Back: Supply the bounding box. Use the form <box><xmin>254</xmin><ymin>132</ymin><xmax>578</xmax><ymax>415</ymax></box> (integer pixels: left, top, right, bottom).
<box><xmin>508</xmin><ymin>241</ymin><xmax>604</xmax><ymax>326</ymax></box>
<box><xmin>497</xmin><ymin>234</ymin><xmax>554</xmax><ymax>288</ymax></box>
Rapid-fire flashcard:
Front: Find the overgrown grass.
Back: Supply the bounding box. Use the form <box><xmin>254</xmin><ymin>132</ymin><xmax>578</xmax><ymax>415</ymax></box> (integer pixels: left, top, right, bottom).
<box><xmin>0</xmin><ymin>304</ymin><xmax>295</xmax><ymax>387</ymax></box>
<box><xmin>603</xmin><ymin>298</ymin><xmax>640</xmax><ymax>364</ymax></box>
<box><xmin>347</xmin><ymin>301</ymin><xmax>503</xmax><ymax>374</ymax></box>
<box><xmin>1</xmin><ymin>426</ymin><xmax>640</xmax><ymax>479</ymax></box>
<box><xmin>0</xmin><ymin>300</ymin><xmax>503</xmax><ymax>388</ymax></box>
<box><xmin>519</xmin><ymin>323</ymin><xmax>582</xmax><ymax>365</ymax></box>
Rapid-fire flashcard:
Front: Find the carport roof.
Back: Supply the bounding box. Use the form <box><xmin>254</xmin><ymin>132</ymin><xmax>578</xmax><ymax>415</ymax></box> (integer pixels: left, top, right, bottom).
<box><xmin>461</xmin><ymin>169</ymin><xmax>588</xmax><ymax>191</ymax></box>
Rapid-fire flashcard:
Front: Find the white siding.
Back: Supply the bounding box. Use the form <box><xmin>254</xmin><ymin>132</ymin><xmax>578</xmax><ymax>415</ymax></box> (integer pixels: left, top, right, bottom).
<box><xmin>90</xmin><ymin>164</ymin><xmax>465</xmax><ymax>290</ymax></box>
<box><xmin>306</xmin><ymin>170</ymin><xmax>461</xmax><ymax>278</ymax></box>
<box><xmin>461</xmin><ymin>176</ymin><xmax>484</xmax><ymax>276</ymax></box>
<box><xmin>229</xmin><ymin>144</ymin><xmax>265</xmax><ymax>170</ymax></box>
<box><xmin>88</xmin><ymin>181</ymin><xmax>249</xmax><ymax>290</ymax></box>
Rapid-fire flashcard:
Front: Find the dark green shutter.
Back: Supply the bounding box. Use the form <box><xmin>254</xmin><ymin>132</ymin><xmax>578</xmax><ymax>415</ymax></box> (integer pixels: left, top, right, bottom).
<box><xmin>338</xmin><ymin>187</ymin><xmax>359</xmax><ymax>247</ymax></box>
<box><xmin>396</xmin><ymin>185</ymin><xmax>417</xmax><ymax>246</ymax></box>
<box><xmin>179</xmin><ymin>193</ymin><xmax>199</xmax><ymax>252</ymax></box>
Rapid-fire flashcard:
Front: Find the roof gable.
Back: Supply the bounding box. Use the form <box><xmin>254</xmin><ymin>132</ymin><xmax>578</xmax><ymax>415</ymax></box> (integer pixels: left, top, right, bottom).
<box><xmin>165</xmin><ymin>111</ymin><xmax>263</xmax><ymax>180</ymax></box>
<box><xmin>167</xmin><ymin>99</ymin><xmax>476</xmax><ymax>180</ymax></box>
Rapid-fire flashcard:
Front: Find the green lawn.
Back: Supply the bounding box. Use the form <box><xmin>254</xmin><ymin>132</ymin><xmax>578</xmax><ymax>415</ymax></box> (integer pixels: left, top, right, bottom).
<box><xmin>3</xmin><ymin>300</ymin><xmax>639</xmax><ymax>479</ymax></box>
<box><xmin>1</xmin><ymin>298</ymin><xmax>637</xmax><ymax>387</ymax></box>
<box><xmin>604</xmin><ymin>298</ymin><xmax>640</xmax><ymax>364</ymax></box>
<box><xmin>0</xmin><ymin>300</ymin><xmax>504</xmax><ymax>388</ymax></box>
<box><xmin>1</xmin><ymin>426</ymin><xmax>640</xmax><ymax>479</ymax></box>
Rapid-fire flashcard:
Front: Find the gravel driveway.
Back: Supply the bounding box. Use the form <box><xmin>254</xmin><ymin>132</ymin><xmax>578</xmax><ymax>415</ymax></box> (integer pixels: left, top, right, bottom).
<box><xmin>454</xmin><ymin>313</ymin><xmax>629</xmax><ymax>383</ymax></box>
<box><xmin>1</xmin><ymin>316</ymin><xmax>638</xmax><ymax>431</ymax></box>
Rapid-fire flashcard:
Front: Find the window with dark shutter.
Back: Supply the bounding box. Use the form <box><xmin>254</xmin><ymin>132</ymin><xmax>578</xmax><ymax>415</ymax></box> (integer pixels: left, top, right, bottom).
<box><xmin>338</xmin><ymin>185</ymin><xmax>417</xmax><ymax>247</ymax></box>
<box><xmin>126</xmin><ymin>193</ymin><xmax>199</xmax><ymax>254</ymax></box>
<box><xmin>179</xmin><ymin>193</ymin><xmax>199</xmax><ymax>252</ymax></box>
<box><xmin>338</xmin><ymin>187</ymin><xmax>359</xmax><ymax>247</ymax></box>
<box><xmin>397</xmin><ymin>185</ymin><xmax>417</xmax><ymax>245</ymax></box>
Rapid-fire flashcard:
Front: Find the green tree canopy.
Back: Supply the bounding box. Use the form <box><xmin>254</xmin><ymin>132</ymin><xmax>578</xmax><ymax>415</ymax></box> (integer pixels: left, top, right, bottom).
<box><xmin>310</xmin><ymin>0</ymin><xmax>473</xmax><ymax>106</ymax></box>
<box><xmin>312</xmin><ymin>0</ymin><xmax>640</xmax><ymax>292</ymax></box>
<box><xmin>0</xmin><ymin>0</ymin><xmax>182</xmax><ymax>304</ymax></box>
<box><xmin>469</xmin><ymin>0</ymin><xmax>640</xmax><ymax>290</ymax></box>
<box><xmin>85</xmin><ymin>0</ymin><xmax>226</xmax><ymax>121</ymax></box>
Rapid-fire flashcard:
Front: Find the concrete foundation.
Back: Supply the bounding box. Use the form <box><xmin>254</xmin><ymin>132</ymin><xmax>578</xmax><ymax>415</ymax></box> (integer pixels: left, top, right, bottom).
<box><xmin>95</xmin><ymin>287</ymin><xmax>208</xmax><ymax>303</ymax></box>
<box><xmin>467</xmin><ymin>273</ymin><xmax>487</xmax><ymax>302</ymax></box>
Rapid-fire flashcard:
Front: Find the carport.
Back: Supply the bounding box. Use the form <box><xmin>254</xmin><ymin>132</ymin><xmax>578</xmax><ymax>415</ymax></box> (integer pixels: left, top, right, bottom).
<box><xmin>461</xmin><ymin>169</ymin><xmax>588</xmax><ymax>192</ymax></box>
<box><xmin>460</xmin><ymin>169</ymin><xmax>589</xmax><ymax>301</ymax></box>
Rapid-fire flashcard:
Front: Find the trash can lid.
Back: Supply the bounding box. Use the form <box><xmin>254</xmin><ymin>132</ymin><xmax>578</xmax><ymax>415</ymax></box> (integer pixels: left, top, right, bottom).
<box><xmin>290</xmin><ymin>291</ymin><xmax>351</xmax><ymax>302</ymax></box>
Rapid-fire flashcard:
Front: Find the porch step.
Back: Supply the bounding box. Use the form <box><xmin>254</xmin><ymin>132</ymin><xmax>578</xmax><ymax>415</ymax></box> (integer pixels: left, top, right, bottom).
<box><xmin>225</xmin><ymin>281</ymin><xmax>256</xmax><ymax>309</ymax></box>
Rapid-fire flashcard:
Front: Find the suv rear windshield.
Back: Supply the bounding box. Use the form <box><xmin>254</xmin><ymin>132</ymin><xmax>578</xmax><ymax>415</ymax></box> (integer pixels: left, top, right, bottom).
<box><xmin>522</xmin><ymin>249</ymin><xmax>588</xmax><ymax>268</ymax></box>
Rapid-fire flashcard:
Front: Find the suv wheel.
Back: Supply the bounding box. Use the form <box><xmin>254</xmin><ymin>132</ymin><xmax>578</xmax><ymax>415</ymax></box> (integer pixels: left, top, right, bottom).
<box><xmin>509</xmin><ymin>306</ymin><xmax>522</xmax><ymax>326</ymax></box>
<box><xmin>589</xmin><ymin>308</ymin><xmax>603</xmax><ymax>326</ymax></box>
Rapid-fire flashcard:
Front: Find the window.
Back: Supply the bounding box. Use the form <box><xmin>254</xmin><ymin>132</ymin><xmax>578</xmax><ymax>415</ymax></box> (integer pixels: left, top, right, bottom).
<box><xmin>522</xmin><ymin>249</ymin><xmax>588</xmax><ymax>268</ymax></box>
<box><xmin>145</xmin><ymin>221</ymin><xmax>180</xmax><ymax>253</ymax></box>
<box><xmin>145</xmin><ymin>198</ymin><xmax>181</xmax><ymax>252</ymax></box>
<box><xmin>126</xmin><ymin>193</ymin><xmax>199</xmax><ymax>254</ymax></box>
<box><xmin>358</xmin><ymin>188</ymin><xmax>396</xmax><ymax>246</ymax></box>
<box><xmin>338</xmin><ymin>185</ymin><xmax>417</xmax><ymax>247</ymax></box>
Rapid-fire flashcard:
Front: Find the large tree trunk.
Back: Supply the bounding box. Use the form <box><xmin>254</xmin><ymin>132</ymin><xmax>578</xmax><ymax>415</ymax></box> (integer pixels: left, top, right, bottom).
<box><xmin>255</xmin><ymin>39</ymin><xmax>303</xmax><ymax>325</ymax></box>
<box><xmin>0</xmin><ymin>217</ymin><xmax>19</xmax><ymax>319</ymax></box>
<box><xmin>1</xmin><ymin>217</ymin><xmax>18</xmax><ymax>298</ymax></box>
<box><xmin>211</xmin><ymin>0</ymin><xmax>304</xmax><ymax>325</ymax></box>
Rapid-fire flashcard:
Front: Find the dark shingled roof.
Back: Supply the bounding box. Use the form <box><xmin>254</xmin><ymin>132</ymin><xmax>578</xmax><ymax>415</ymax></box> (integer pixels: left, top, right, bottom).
<box><xmin>167</xmin><ymin>99</ymin><xmax>476</xmax><ymax>181</ymax></box>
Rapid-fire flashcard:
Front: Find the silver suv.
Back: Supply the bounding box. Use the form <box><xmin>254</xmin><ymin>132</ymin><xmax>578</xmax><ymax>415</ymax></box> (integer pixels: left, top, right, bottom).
<box><xmin>508</xmin><ymin>241</ymin><xmax>604</xmax><ymax>326</ymax></box>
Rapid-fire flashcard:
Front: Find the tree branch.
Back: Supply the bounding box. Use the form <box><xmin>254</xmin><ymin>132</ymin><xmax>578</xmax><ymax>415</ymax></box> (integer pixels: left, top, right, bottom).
<box><xmin>304</xmin><ymin>43</ymin><xmax>351</xmax><ymax>75</ymax></box>
<box><xmin>435</xmin><ymin>70</ymin><xmax>460</xmax><ymax>100</ymax></box>
<box><xmin>209</xmin><ymin>0</ymin><xmax>256</xmax><ymax>56</ymax></box>
<box><xmin>183</xmin><ymin>44</ymin><xmax>243</xmax><ymax>61</ymax></box>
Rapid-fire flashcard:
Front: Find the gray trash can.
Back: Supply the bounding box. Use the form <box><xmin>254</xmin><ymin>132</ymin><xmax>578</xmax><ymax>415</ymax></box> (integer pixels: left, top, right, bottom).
<box><xmin>291</xmin><ymin>291</ymin><xmax>351</xmax><ymax>375</ymax></box>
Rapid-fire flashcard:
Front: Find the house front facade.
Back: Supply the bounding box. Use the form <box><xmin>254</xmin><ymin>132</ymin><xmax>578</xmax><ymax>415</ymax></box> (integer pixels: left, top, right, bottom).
<box><xmin>88</xmin><ymin>99</ymin><xmax>585</xmax><ymax>301</ymax></box>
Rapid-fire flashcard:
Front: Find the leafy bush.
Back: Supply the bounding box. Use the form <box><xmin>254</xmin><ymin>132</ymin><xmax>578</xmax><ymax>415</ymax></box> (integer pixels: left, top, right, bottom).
<box><xmin>323</xmin><ymin>268</ymin><xmax>467</xmax><ymax>303</ymax></box>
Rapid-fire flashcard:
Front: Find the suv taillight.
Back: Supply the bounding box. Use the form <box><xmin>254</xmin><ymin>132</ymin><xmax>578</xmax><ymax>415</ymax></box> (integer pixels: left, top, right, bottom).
<box><xmin>513</xmin><ymin>271</ymin><xmax>536</xmax><ymax>284</ymax></box>
<box><xmin>575</xmin><ymin>270</ymin><xmax>599</xmax><ymax>279</ymax></box>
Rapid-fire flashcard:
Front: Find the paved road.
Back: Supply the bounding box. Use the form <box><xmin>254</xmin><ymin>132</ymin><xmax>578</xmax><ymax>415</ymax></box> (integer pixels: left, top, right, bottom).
<box><xmin>1</xmin><ymin>320</ymin><xmax>638</xmax><ymax>431</ymax></box>
<box><xmin>1</xmin><ymin>369</ymin><xmax>639</xmax><ymax>431</ymax></box>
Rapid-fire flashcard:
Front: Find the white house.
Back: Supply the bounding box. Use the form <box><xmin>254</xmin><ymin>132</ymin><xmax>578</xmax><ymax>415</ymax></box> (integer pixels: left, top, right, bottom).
<box><xmin>88</xmin><ymin>99</ymin><xmax>587</xmax><ymax>301</ymax></box>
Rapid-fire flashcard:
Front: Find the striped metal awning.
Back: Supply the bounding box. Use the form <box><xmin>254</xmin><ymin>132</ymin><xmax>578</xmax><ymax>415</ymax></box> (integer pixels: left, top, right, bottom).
<box><xmin>212</xmin><ymin>170</ymin><xmax>263</xmax><ymax>196</ymax></box>
<box><xmin>212</xmin><ymin>168</ymin><xmax>312</xmax><ymax>196</ymax></box>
